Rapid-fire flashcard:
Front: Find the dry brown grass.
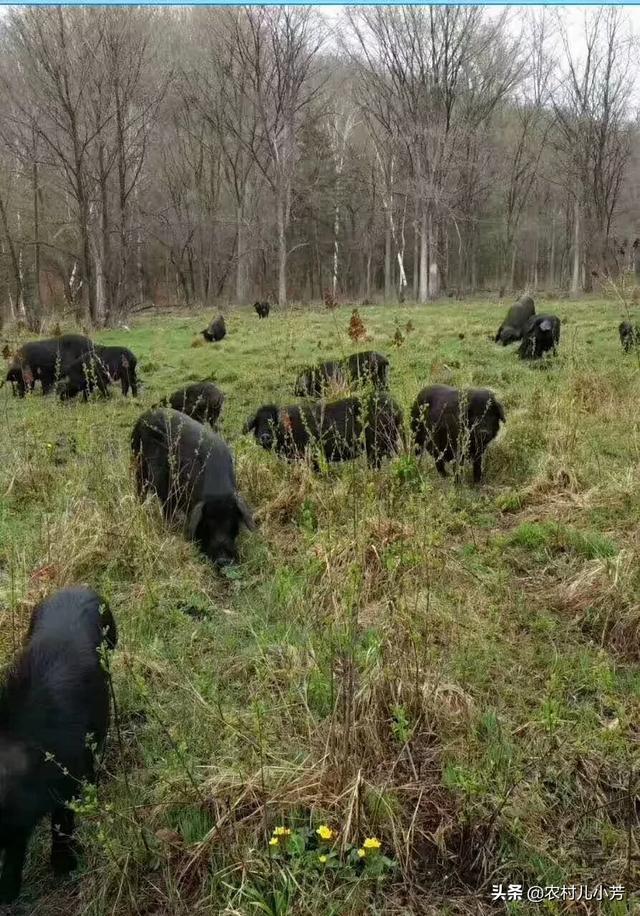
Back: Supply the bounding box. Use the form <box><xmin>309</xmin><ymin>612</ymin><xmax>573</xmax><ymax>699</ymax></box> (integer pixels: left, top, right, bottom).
<box><xmin>550</xmin><ymin>551</ymin><xmax>640</xmax><ymax>658</ymax></box>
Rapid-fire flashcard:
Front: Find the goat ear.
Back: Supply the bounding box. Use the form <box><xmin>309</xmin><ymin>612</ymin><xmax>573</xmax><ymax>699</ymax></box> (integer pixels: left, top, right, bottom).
<box><xmin>236</xmin><ymin>493</ymin><xmax>257</xmax><ymax>530</ymax></box>
<box><xmin>187</xmin><ymin>501</ymin><xmax>205</xmax><ymax>538</ymax></box>
<box><xmin>243</xmin><ymin>413</ymin><xmax>257</xmax><ymax>435</ymax></box>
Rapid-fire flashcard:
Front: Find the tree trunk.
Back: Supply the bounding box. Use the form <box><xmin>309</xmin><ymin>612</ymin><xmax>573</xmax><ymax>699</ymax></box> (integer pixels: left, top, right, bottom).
<box><xmin>368</xmin><ymin>165</ymin><xmax>375</xmax><ymax>300</ymax></box>
<box><xmin>428</xmin><ymin>213</ymin><xmax>440</xmax><ymax>299</ymax></box>
<box><xmin>396</xmin><ymin>252</ymin><xmax>407</xmax><ymax>298</ymax></box>
<box><xmin>93</xmin><ymin>206</ymin><xmax>108</xmax><ymax>328</ymax></box>
<box><xmin>67</xmin><ymin>260</ymin><xmax>82</xmax><ymax>312</ymax></box>
<box><xmin>510</xmin><ymin>243</ymin><xmax>517</xmax><ymax>292</ymax></box>
<box><xmin>276</xmin><ymin>189</ymin><xmax>287</xmax><ymax>307</ymax></box>
<box><xmin>365</xmin><ymin>250</ymin><xmax>372</xmax><ymax>300</ymax></box>
<box><xmin>94</xmin><ymin>246</ymin><xmax>107</xmax><ymax>326</ymax></box>
<box><xmin>137</xmin><ymin>239</ymin><xmax>144</xmax><ymax>303</ymax></box>
<box><xmin>396</xmin><ymin>194</ymin><xmax>407</xmax><ymax>299</ymax></box>
<box><xmin>187</xmin><ymin>248</ymin><xmax>197</xmax><ymax>302</ymax></box>
<box><xmin>314</xmin><ymin>217</ymin><xmax>322</xmax><ymax>299</ymax></box>
<box><xmin>442</xmin><ymin>223</ymin><xmax>449</xmax><ymax>293</ymax></box>
<box><xmin>31</xmin><ymin>142</ymin><xmax>42</xmax><ymax>331</ymax></box>
<box><xmin>332</xmin><ymin>128</ymin><xmax>348</xmax><ymax>299</ymax></box>
<box><xmin>206</xmin><ymin>232</ymin><xmax>214</xmax><ymax>303</ymax></box>
<box><xmin>571</xmin><ymin>199</ymin><xmax>581</xmax><ymax>297</ymax></box>
<box><xmin>98</xmin><ymin>151</ymin><xmax>111</xmax><ymax>325</ymax></box>
<box><xmin>549</xmin><ymin>214</ymin><xmax>556</xmax><ymax>288</ymax></box>
<box><xmin>116</xmin><ymin>92</ymin><xmax>130</xmax><ymax>318</ymax></box>
<box><xmin>73</xmin><ymin>148</ymin><xmax>94</xmax><ymax>324</ymax></box>
<box><xmin>413</xmin><ymin>192</ymin><xmax>420</xmax><ymax>300</ymax></box>
<box><xmin>384</xmin><ymin>210</ymin><xmax>391</xmax><ymax>301</ymax></box>
<box><xmin>235</xmin><ymin>201</ymin><xmax>246</xmax><ymax>304</ymax></box>
<box><xmin>332</xmin><ymin>198</ymin><xmax>340</xmax><ymax>299</ymax></box>
<box><xmin>136</xmin><ymin>195</ymin><xmax>144</xmax><ymax>305</ymax></box>
<box><xmin>419</xmin><ymin>205</ymin><xmax>428</xmax><ymax>303</ymax></box>
<box><xmin>582</xmin><ymin>219</ymin><xmax>593</xmax><ymax>292</ymax></box>
<box><xmin>0</xmin><ymin>190</ymin><xmax>21</xmax><ymax>330</ymax></box>
<box><xmin>16</xmin><ymin>210</ymin><xmax>26</xmax><ymax>319</ymax></box>
<box><xmin>80</xmin><ymin>205</ymin><xmax>94</xmax><ymax>324</ymax></box>
<box><xmin>115</xmin><ymin>207</ymin><xmax>128</xmax><ymax>317</ymax></box>
<box><xmin>471</xmin><ymin>242</ymin><xmax>478</xmax><ymax>291</ymax></box>
<box><xmin>173</xmin><ymin>253</ymin><xmax>190</xmax><ymax>307</ymax></box>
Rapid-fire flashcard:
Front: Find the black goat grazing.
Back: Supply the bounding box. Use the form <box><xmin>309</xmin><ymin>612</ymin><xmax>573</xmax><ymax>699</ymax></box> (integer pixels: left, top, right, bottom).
<box><xmin>294</xmin><ymin>351</ymin><xmax>389</xmax><ymax>397</ymax></box>
<box><xmin>244</xmin><ymin>392</ymin><xmax>403</xmax><ymax>468</ymax></box>
<box><xmin>202</xmin><ymin>316</ymin><xmax>226</xmax><ymax>342</ymax></box>
<box><xmin>411</xmin><ymin>385</ymin><xmax>506</xmax><ymax>483</ymax></box>
<box><xmin>132</xmin><ymin>409</ymin><xmax>255</xmax><ymax>567</ymax></box>
<box><xmin>619</xmin><ymin>320</ymin><xmax>640</xmax><ymax>353</ymax></box>
<box><xmin>494</xmin><ymin>296</ymin><xmax>535</xmax><ymax>345</ymax></box>
<box><xmin>160</xmin><ymin>381</ymin><xmax>224</xmax><ymax>427</ymax></box>
<box><xmin>518</xmin><ymin>314</ymin><xmax>560</xmax><ymax>360</ymax></box>
<box><xmin>0</xmin><ymin>587</ymin><xmax>117</xmax><ymax>903</ymax></box>
<box><xmin>94</xmin><ymin>345</ymin><xmax>139</xmax><ymax>396</ymax></box>
<box><xmin>254</xmin><ymin>301</ymin><xmax>270</xmax><ymax>318</ymax></box>
<box><xmin>57</xmin><ymin>351</ymin><xmax>111</xmax><ymax>401</ymax></box>
<box><xmin>5</xmin><ymin>335</ymin><xmax>94</xmax><ymax>397</ymax></box>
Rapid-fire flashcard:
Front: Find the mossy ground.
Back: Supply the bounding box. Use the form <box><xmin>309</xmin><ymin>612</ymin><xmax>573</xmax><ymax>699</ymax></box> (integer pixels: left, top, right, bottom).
<box><xmin>1</xmin><ymin>298</ymin><xmax>639</xmax><ymax>914</ymax></box>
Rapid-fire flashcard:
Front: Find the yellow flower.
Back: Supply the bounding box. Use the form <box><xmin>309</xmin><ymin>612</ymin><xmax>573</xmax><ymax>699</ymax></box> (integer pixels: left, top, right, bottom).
<box><xmin>269</xmin><ymin>837</ymin><xmax>279</xmax><ymax>847</ymax></box>
<box><xmin>316</xmin><ymin>824</ymin><xmax>334</xmax><ymax>841</ymax></box>
<box><xmin>363</xmin><ymin>837</ymin><xmax>381</xmax><ymax>851</ymax></box>
<box><xmin>273</xmin><ymin>826</ymin><xmax>291</xmax><ymax>837</ymax></box>
<box><xmin>357</xmin><ymin>848</ymin><xmax>366</xmax><ymax>858</ymax></box>
<box><xmin>318</xmin><ymin>854</ymin><xmax>327</xmax><ymax>864</ymax></box>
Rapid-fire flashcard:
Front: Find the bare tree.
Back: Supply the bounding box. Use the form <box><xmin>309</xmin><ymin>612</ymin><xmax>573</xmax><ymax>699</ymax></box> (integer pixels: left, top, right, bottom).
<box><xmin>346</xmin><ymin>6</ymin><xmax>522</xmax><ymax>302</ymax></box>
<box><xmin>0</xmin><ymin>8</ymin><xmax>160</xmax><ymax>326</ymax></box>
<box><xmin>217</xmin><ymin>8</ymin><xmax>325</xmax><ymax>306</ymax></box>
<box><xmin>329</xmin><ymin>99</ymin><xmax>358</xmax><ymax>300</ymax></box>
<box><xmin>103</xmin><ymin>9</ymin><xmax>163</xmax><ymax>320</ymax></box>
<box><xmin>553</xmin><ymin>8</ymin><xmax>634</xmax><ymax>293</ymax></box>
<box><xmin>0</xmin><ymin>7</ymin><xmax>637</xmax><ymax>319</ymax></box>
<box><xmin>0</xmin><ymin>176</ymin><xmax>23</xmax><ymax>328</ymax></box>
<box><xmin>499</xmin><ymin>11</ymin><xmax>554</xmax><ymax>293</ymax></box>
<box><xmin>186</xmin><ymin>8</ymin><xmax>262</xmax><ymax>305</ymax></box>
<box><xmin>1</xmin><ymin>8</ymin><xmax>109</xmax><ymax>322</ymax></box>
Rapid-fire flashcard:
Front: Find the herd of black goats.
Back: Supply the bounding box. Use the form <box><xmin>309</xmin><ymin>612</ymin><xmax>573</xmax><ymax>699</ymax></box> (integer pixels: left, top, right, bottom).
<box><xmin>0</xmin><ymin>294</ymin><xmax>635</xmax><ymax>903</ymax></box>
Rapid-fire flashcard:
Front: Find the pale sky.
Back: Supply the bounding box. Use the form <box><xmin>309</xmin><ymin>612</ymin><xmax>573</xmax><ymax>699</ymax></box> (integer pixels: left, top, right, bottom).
<box><xmin>318</xmin><ymin>4</ymin><xmax>640</xmax><ymax>109</ymax></box>
<box><xmin>0</xmin><ymin>4</ymin><xmax>639</xmax><ymax>40</ymax></box>
<box><xmin>2</xmin><ymin>4</ymin><xmax>640</xmax><ymax>71</ymax></box>
<box><xmin>317</xmin><ymin>4</ymin><xmax>640</xmax><ymax>44</ymax></box>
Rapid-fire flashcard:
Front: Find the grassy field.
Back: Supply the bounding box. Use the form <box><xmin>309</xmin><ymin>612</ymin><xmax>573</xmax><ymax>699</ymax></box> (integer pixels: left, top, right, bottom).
<box><xmin>1</xmin><ymin>298</ymin><xmax>640</xmax><ymax>915</ymax></box>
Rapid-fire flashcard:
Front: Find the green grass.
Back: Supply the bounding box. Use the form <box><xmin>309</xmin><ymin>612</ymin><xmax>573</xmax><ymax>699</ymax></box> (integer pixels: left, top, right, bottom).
<box><xmin>2</xmin><ymin>297</ymin><xmax>640</xmax><ymax>914</ymax></box>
